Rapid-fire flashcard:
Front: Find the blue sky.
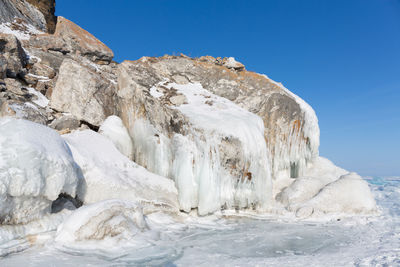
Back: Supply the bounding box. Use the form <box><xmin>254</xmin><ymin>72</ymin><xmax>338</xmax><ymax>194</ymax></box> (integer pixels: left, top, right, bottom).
<box><xmin>56</xmin><ymin>0</ymin><xmax>400</xmax><ymax>176</ymax></box>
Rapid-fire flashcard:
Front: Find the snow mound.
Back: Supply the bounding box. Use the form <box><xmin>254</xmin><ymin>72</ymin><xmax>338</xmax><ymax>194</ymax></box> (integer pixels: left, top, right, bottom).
<box><xmin>0</xmin><ymin>118</ymin><xmax>80</xmax><ymax>224</ymax></box>
<box><xmin>62</xmin><ymin>130</ymin><xmax>179</xmax><ymax>213</ymax></box>
<box><xmin>276</xmin><ymin>157</ymin><xmax>348</xmax><ymax>206</ymax></box>
<box><xmin>55</xmin><ymin>200</ymin><xmax>147</xmax><ymax>246</ymax></box>
<box><xmin>293</xmin><ymin>172</ymin><xmax>377</xmax><ymax>218</ymax></box>
<box><xmin>99</xmin><ymin>115</ymin><xmax>133</xmax><ymax>159</ymax></box>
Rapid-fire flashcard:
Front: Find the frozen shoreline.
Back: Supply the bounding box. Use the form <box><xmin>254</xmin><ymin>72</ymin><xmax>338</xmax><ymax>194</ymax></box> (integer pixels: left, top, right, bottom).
<box><xmin>1</xmin><ymin>177</ymin><xmax>399</xmax><ymax>266</ymax></box>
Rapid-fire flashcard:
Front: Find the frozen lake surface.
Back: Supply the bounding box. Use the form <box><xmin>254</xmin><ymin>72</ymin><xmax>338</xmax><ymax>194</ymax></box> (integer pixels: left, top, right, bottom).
<box><xmin>1</xmin><ymin>177</ymin><xmax>399</xmax><ymax>266</ymax></box>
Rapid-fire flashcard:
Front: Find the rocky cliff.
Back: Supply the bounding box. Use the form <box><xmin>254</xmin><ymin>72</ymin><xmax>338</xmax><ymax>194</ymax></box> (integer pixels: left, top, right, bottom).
<box><xmin>0</xmin><ymin>0</ymin><xmax>55</xmax><ymax>33</ymax></box>
<box><xmin>0</xmin><ymin>0</ymin><xmax>376</xmax><ymax>224</ymax></box>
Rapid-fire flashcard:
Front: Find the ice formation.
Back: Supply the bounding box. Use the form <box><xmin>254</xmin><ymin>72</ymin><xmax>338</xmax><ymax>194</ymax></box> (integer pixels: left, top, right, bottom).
<box><xmin>55</xmin><ymin>200</ymin><xmax>147</xmax><ymax>247</ymax></box>
<box><xmin>62</xmin><ymin>129</ymin><xmax>179</xmax><ymax>213</ymax></box>
<box><xmin>261</xmin><ymin>75</ymin><xmax>320</xmax><ymax>181</ymax></box>
<box><xmin>0</xmin><ymin>117</ymin><xmax>80</xmax><ymax>224</ymax></box>
<box><xmin>292</xmin><ymin>172</ymin><xmax>377</xmax><ymax>218</ymax></box>
<box><xmin>131</xmin><ymin>82</ymin><xmax>272</xmax><ymax>215</ymax></box>
<box><xmin>99</xmin><ymin>115</ymin><xmax>133</xmax><ymax>159</ymax></box>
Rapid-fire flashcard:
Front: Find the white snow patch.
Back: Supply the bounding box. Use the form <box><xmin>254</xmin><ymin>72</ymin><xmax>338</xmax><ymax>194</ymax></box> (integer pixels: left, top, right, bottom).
<box><xmin>27</xmin><ymin>87</ymin><xmax>49</xmax><ymax>108</ymax></box>
<box><xmin>149</xmin><ymin>86</ymin><xmax>164</xmax><ymax>98</ymax></box>
<box><xmin>0</xmin><ymin>21</ymin><xmax>43</xmax><ymax>40</ymax></box>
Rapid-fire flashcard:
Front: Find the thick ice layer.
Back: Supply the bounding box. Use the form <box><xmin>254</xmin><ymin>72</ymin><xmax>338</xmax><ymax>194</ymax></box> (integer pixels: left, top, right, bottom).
<box><xmin>276</xmin><ymin>157</ymin><xmax>377</xmax><ymax>218</ymax></box>
<box><xmin>1</xmin><ymin>178</ymin><xmax>397</xmax><ymax>266</ymax></box>
<box><xmin>99</xmin><ymin>115</ymin><xmax>133</xmax><ymax>159</ymax></box>
<box><xmin>132</xmin><ymin>82</ymin><xmax>272</xmax><ymax>215</ymax></box>
<box><xmin>293</xmin><ymin>172</ymin><xmax>377</xmax><ymax>218</ymax></box>
<box><xmin>0</xmin><ymin>117</ymin><xmax>80</xmax><ymax>224</ymax></box>
<box><xmin>0</xmin><ymin>209</ymin><xmax>72</xmax><ymax>256</ymax></box>
<box><xmin>276</xmin><ymin>157</ymin><xmax>348</xmax><ymax>205</ymax></box>
<box><xmin>63</xmin><ymin>130</ymin><xmax>179</xmax><ymax>212</ymax></box>
<box><xmin>55</xmin><ymin>200</ymin><xmax>147</xmax><ymax>248</ymax></box>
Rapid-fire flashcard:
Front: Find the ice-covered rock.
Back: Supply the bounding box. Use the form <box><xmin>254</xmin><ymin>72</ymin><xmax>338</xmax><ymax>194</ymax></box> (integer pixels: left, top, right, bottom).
<box><xmin>293</xmin><ymin>172</ymin><xmax>377</xmax><ymax>218</ymax></box>
<box><xmin>0</xmin><ymin>117</ymin><xmax>81</xmax><ymax>224</ymax></box>
<box><xmin>63</xmin><ymin>130</ymin><xmax>179</xmax><ymax>213</ymax></box>
<box><xmin>99</xmin><ymin>115</ymin><xmax>133</xmax><ymax>159</ymax></box>
<box><xmin>117</xmin><ymin>66</ymin><xmax>273</xmax><ymax>214</ymax></box>
<box><xmin>55</xmin><ymin>200</ymin><xmax>147</xmax><ymax>247</ymax></box>
<box><xmin>276</xmin><ymin>157</ymin><xmax>348</xmax><ymax>205</ymax></box>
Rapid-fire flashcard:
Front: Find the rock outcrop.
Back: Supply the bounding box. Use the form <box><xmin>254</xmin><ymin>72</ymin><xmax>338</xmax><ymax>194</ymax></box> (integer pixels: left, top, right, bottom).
<box><xmin>0</xmin><ymin>0</ymin><xmax>376</xmax><ymax>222</ymax></box>
<box><xmin>25</xmin><ymin>0</ymin><xmax>57</xmax><ymax>33</ymax></box>
<box><xmin>50</xmin><ymin>58</ymin><xmax>117</xmax><ymax>126</ymax></box>
<box><xmin>0</xmin><ymin>0</ymin><xmax>56</xmax><ymax>33</ymax></box>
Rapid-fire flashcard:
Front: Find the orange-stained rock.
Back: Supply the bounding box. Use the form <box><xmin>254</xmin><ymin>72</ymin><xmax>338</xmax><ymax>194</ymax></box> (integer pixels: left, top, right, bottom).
<box><xmin>54</xmin><ymin>16</ymin><xmax>114</xmax><ymax>64</ymax></box>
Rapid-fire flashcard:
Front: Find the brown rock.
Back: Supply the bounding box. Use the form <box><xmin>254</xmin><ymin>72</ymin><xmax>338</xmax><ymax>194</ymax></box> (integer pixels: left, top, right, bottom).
<box><xmin>53</xmin><ymin>17</ymin><xmax>114</xmax><ymax>64</ymax></box>
<box><xmin>0</xmin><ymin>34</ymin><xmax>27</xmax><ymax>78</ymax></box>
<box><xmin>25</xmin><ymin>0</ymin><xmax>56</xmax><ymax>33</ymax></box>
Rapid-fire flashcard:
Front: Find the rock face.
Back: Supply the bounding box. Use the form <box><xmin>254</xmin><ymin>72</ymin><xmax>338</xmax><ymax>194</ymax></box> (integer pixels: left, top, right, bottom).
<box><xmin>50</xmin><ymin>58</ymin><xmax>117</xmax><ymax>126</ymax></box>
<box><xmin>25</xmin><ymin>0</ymin><xmax>57</xmax><ymax>33</ymax></box>
<box><xmin>53</xmin><ymin>17</ymin><xmax>114</xmax><ymax>64</ymax></box>
<box><xmin>0</xmin><ymin>0</ymin><xmax>52</xmax><ymax>32</ymax></box>
<box><xmin>0</xmin><ymin>33</ymin><xmax>27</xmax><ymax>78</ymax></box>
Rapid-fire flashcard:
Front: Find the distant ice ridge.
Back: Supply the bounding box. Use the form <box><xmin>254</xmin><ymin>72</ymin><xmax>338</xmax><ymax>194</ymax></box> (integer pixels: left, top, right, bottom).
<box><xmin>0</xmin><ymin>117</ymin><xmax>80</xmax><ymax>225</ymax></box>
<box><xmin>133</xmin><ymin>82</ymin><xmax>272</xmax><ymax>215</ymax></box>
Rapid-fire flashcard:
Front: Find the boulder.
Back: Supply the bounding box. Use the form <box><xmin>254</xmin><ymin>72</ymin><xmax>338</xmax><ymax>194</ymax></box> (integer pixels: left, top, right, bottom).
<box><xmin>50</xmin><ymin>59</ymin><xmax>117</xmax><ymax>126</ymax></box>
<box><xmin>25</xmin><ymin>0</ymin><xmax>57</xmax><ymax>33</ymax></box>
<box><xmin>0</xmin><ymin>34</ymin><xmax>27</xmax><ymax>78</ymax></box>
<box><xmin>53</xmin><ymin>17</ymin><xmax>114</xmax><ymax>64</ymax></box>
<box><xmin>0</xmin><ymin>0</ymin><xmax>47</xmax><ymax>32</ymax></box>
<box><xmin>49</xmin><ymin>114</ymin><xmax>81</xmax><ymax>132</ymax></box>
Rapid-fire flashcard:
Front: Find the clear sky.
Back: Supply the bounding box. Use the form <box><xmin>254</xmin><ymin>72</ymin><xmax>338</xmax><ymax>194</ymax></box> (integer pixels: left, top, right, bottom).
<box><xmin>56</xmin><ymin>0</ymin><xmax>400</xmax><ymax>177</ymax></box>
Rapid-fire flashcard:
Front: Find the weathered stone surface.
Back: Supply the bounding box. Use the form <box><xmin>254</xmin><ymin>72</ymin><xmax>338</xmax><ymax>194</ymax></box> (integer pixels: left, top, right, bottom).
<box><xmin>53</xmin><ymin>17</ymin><xmax>114</xmax><ymax>64</ymax></box>
<box><xmin>50</xmin><ymin>59</ymin><xmax>117</xmax><ymax>126</ymax></box>
<box><xmin>0</xmin><ymin>34</ymin><xmax>27</xmax><ymax>78</ymax></box>
<box><xmin>0</xmin><ymin>0</ymin><xmax>47</xmax><ymax>31</ymax></box>
<box><xmin>49</xmin><ymin>114</ymin><xmax>81</xmax><ymax>132</ymax></box>
<box><xmin>25</xmin><ymin>34</ymin><xmax>70</xmax><ymax>55</ymax></box>
<box><xmin>25</xmin><ymin>0</ymin><xmax>57</xmax><ymax>33</ymax></box>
